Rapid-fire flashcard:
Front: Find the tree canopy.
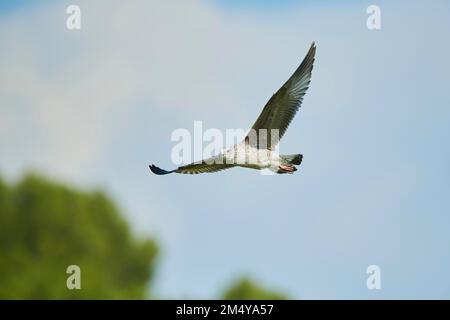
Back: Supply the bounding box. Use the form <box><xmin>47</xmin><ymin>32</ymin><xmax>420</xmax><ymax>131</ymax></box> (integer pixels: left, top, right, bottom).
<box><xmin>222</xmin><ymin>277</ymin><xmax>287</xmax><ymax>300</ymax></box>
<box><xmin>0</xmin><ymin>174</ymin><xmax>158</xmax><ymax>299</ymax></box>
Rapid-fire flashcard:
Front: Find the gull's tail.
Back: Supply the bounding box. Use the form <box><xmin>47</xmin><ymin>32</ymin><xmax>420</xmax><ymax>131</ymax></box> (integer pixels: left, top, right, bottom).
<box><xmin>280</xmin><ymin>154</ymin><xmax>303</xmax><ymax>165</ymax></box>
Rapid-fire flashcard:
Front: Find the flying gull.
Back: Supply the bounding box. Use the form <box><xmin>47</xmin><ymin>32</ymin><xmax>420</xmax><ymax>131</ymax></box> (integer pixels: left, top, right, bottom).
<box><xmin>150</xmin><ymin>42</ymin><xmax>316</xmax><ymax>175</ymax></box>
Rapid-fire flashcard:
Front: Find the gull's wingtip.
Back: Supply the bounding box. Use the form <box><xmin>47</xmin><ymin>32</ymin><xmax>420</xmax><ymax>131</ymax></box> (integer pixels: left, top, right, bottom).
<box><xmin>149</xmin><ymin>164</ymin><xmax>174</xmax><ymax>175</ymax></box>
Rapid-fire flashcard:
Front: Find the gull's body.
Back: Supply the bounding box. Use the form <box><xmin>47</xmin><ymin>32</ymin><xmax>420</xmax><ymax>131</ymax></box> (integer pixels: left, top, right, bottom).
<box><xmin>223</xmin><ymin>143</ymin><xmax>283</xmax><ymax>172</ymax></box>
<box><xmin>150</xmin><ymin>42</ymin><xmax>316</xmax><ymax>175</ymax></box>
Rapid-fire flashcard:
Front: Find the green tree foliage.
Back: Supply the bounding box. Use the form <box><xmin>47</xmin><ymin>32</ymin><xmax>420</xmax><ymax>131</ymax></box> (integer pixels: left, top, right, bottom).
<box><xmin>222</xmin><ymin>277</ymin><xmax>288</xmax><ymax>300</ymax></box>
<box><xmin>0</xmin><ymin>174</ymin><xmax>158</xmax><ymax>299</ymax></box>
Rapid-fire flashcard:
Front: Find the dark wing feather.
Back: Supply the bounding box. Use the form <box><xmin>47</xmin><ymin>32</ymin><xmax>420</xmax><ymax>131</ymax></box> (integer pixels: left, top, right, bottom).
<box><xmin>245</xmin><ymin>42</ymin><xmax>316</xmax><ymax>150</ymax></box>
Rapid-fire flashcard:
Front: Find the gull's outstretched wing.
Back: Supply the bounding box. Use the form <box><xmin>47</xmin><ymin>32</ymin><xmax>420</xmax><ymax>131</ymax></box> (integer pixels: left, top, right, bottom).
<box><xmin>149</xmin><ymin>154</ymin><xmax>235</xmax><ymax>175</ymax></box>
<box><xmin>245</xmin><ymin>42</ymin><xmax>316</xmax><ymax>150</ymax></box>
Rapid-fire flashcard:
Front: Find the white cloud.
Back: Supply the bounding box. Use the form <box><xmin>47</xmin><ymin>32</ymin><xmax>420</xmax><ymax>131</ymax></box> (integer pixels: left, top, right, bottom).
<box><xmin>0</xmin><ymin>0</ymin><xmax>321</xmax><ymax>182</ymax></box>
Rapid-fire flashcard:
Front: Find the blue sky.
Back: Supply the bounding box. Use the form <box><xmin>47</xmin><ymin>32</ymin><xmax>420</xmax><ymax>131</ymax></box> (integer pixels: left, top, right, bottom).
<box><xmin>0</xmin><ymin>0</ymin><xmax>45</xmax><ymax>14</ymax></box>
<box><xmin>1</xmin><ymin>0</ymin><xmax>450</xmax><ymax>299</ymax></box>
